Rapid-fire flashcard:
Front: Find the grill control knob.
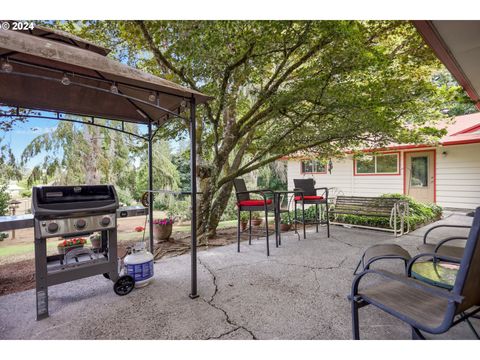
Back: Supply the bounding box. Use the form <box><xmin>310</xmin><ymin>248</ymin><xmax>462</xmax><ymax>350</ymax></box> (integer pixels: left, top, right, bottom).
<box><xmin>75</xmin><ymin>219</ymin><xmax>87</xmax><ymax>229</ymax></box>
<box><xmin>100</xmin><ymin>217</ymin><xmax>111</xmax><ymax>227</ymax></box>
<box><xmin>47</xmin><ymin>222</ymin><xmax>59</xmax><ymax>233</ymax></box>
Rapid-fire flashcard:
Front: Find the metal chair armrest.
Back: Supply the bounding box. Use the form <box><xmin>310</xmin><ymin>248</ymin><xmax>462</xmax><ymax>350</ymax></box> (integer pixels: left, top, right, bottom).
<box><xmin>293</xmin><ymin>188</ymin><xmax>305</xmax><ymax>200</ymax></box>
<box><xmin>434</xmin><ymin>236</ymin><xmax>468</xmax><ymax>253</ymax></box>
<box><xmin>423</xmin><ymin>224</ymin><xmax>471</xmax><ymax>244</ymax></box>
<box><xmin>236</xmin><ymin>189</ymin><xmax>275</xmax><ymax>201</ymax></box>
<box><xmin>351</xmin><ymin>268</ymin><xmax>463</xmax><ymax>304</ymax></box>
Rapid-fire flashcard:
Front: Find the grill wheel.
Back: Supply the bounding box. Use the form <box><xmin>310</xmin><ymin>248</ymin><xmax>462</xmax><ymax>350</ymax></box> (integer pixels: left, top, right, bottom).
<box><xmin>113</xmin><ymin>275</ymin><xmax>135</xmax><ymax>296</ymax></box>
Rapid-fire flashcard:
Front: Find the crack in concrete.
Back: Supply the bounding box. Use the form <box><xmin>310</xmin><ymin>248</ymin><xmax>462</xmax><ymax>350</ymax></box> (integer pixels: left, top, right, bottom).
<box><xmin>206</xmin><ymin>326</ymin><xmax>242</xmax><ymax>340</ymax></box>
<box><xmin>270</xmin><ymin>256</ymin><xmax>348</xmax><ymax>272</ymax></box>
<box><xmin>198</xmin><ymin>257</ymin><xmax>257</xmax><ymax>340</ymax></box>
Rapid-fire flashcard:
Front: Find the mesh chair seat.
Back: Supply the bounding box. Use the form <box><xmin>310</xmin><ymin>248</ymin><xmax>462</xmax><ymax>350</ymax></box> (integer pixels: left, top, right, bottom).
<box><xmin>360</xmin><ymin>278</ymin><xmax>449</xmax><ymax>331</ymax></box>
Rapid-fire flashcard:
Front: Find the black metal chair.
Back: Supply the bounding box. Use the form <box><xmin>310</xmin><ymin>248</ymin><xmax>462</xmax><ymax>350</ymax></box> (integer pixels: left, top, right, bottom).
<box><xmin>353</xmin><ymin>223</ymin><xmax>472</xmax><ymax>275</ymax></box>
<box><xmin>233</xmin><ymin>178</ymin><xmax>276</xmax><ymax>256</ymax></box>
<box><xmin>293</xmin><ymin>179</ymin><xmax>330</xmax><ymax>239</ymax></box>
<box><xmin>349</xmin><ymin>207</ymin><xmax>480</xmax><ymax>340</ymax></box>
<box><xmin>418</xmin><ymin>224</ymin><xmax>471</xmax><ymax>259</ymax></box>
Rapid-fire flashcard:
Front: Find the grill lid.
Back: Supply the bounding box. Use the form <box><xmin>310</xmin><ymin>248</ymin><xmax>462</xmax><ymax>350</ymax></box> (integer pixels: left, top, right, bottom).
<box><xmin>32</xmin><ymin>185</ymin><xmax>119</xmax><ymax>218</ymax></box>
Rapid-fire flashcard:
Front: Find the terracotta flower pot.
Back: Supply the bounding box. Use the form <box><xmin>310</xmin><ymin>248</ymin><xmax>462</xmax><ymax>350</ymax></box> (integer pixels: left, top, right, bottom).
<box><xmin>280</xmin><ymin>223</ymin><xmax>292</xmax><ymax>232</ymax></box>
<box><xmin>251</xmin><ymin>219</ymin><xmax>263</xmax><ymax>227</ymax></box>
<box><xmin>153</xmin><ymin>223</ymin><xmax>173</xmax><ymax>242</ymax></box>
<box><xmin>241</xmin><ymin>221</ymin><xmax>248</xmax><ymax>231</ymax></box>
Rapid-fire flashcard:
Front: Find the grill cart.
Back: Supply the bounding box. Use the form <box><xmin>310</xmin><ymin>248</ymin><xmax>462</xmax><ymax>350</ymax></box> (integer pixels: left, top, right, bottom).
<box><xmin>32</xmin><ymin>185</ymin><xmax>135</xmax><ymax>320</ymax></box>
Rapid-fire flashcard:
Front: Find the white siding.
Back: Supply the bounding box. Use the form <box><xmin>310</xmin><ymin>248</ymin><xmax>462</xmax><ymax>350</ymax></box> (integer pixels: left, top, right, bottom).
<box><xmin>287</xmin><ymin>154</ymin><xmax>403</xmax><ymax>198</ymax></box>
<box><xmin>436</xmin><ymin>143</ymin><xmax>480</xmax><ymax>209</ymax></box>
<box><xmin>287</xmin><ymin>144</ymin><xmax>480</xmax><ymax>210</ymax></box>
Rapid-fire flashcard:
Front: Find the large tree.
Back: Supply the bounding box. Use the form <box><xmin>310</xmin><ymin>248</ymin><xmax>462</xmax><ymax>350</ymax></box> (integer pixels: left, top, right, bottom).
<box><xmin>57</xmin><ymin>20</ymin><xmax>456</xmax><ymax>240</ymax></box>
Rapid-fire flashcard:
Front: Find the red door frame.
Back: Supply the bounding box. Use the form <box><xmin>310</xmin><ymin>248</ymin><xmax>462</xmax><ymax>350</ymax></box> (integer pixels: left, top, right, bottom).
<box><xmin>403</xmin><ymin>149</ymin><xmax>437</xmax><ymax>203</ymax></box>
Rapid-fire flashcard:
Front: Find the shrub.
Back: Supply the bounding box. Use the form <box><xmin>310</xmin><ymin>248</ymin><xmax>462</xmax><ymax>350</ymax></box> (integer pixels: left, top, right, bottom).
<box><xmin>166</xmin><ymin>200</ymin><xmax>191</xmax><ymax>222</ymax></box>
<box><xmin>0</xmin><ymin>182</ymin><xmax>10</xmax><ymax>216</ymax></box>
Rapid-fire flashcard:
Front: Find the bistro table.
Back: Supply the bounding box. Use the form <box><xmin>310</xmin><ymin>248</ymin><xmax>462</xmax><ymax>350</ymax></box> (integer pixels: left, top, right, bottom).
<box><xmin>274</xmin><ymin>190</ymin><xmax>302</xmax><ymax>246</ymax></box>
<box><xmin>411</xmin><ymin>260</ymin><xmax>479</xmax><ymax>338</ymax></box>
<box><xmin>411</xmin><ymin>260</ymin><xmax>458</xmax><ymax>290</ymax></box>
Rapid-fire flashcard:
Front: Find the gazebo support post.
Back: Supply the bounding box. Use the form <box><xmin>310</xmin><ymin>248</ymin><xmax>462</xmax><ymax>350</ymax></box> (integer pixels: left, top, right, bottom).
<box><xmin>189</xmin><ymin>96</ymin><xmax>199</xmax><ymax>299</ymax></box>
<box><xmin>148</xmin><ymin>120</ymin><xmax>154</xmax><ymax>253</ymax></box>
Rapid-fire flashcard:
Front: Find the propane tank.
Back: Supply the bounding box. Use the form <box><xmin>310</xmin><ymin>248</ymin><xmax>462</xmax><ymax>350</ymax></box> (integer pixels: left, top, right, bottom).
<box><xmin>124</xmin><ymin>242</ymin><xmax>154</xmax><ymax>288</ymax></box>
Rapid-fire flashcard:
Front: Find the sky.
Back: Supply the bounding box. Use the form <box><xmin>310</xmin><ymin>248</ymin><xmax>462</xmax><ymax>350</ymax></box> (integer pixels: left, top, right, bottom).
<box><xmin>2</xmin><ymin>117</ymin><xmax>58</xmax><ymax>169</ymax></box>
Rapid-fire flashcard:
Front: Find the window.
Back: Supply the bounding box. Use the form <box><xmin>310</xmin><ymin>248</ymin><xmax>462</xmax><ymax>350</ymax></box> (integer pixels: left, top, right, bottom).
<box><xmin>301</xmin><ymin>160</ymin><xmax>326</xmax><ymax>174</ymax></box>
<box><xmin>355</xmin><ymin>153</ymin><xmax>399</xmax><ymax>175</ymax></box>
<box><xmin>410</xmin><ymin>156</ymin><xmax>428</xmax><ymax>187</ymax></box>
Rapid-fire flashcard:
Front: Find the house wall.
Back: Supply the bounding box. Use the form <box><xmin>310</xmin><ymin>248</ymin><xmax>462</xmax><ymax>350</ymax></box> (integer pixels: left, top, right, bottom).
<box><xmin>436</xmin><ymin>143</ymin><xmax>480</xmax><ymax>209</ymax></box>
<box><xmin>287</xmin><ymin>143</ymin><xmax>480</xmax><ymax>210</ymax></box>
<box><xmin>287</xmin><ymin>154</ymin><xmax>403</xmax><ymax>198</ymax></box>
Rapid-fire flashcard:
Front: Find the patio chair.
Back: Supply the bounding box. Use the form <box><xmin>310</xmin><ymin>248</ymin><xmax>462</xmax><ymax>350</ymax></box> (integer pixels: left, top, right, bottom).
<box><xmin>233</xmin><ymin>178</ymin><xmax>276</xmax><ymax>256</ymax></box>
<box><xmin>418</xmin><ymin>224</ymin><xmax>471</xmax><ymax>259</ymax></box>
<box><xmin>293</xmin><ymin>179</ymin><xmax>330</xmax><ymax>239</ymax></box>
<box><xmin>349</xmin><ymin>207</ymin><xmax>480</xmax><ymax>340</ymax></box>
<box><xmin>353</xmin><ymin>223</ymin><xmax>473</xmax><ymax>275</ymax></box>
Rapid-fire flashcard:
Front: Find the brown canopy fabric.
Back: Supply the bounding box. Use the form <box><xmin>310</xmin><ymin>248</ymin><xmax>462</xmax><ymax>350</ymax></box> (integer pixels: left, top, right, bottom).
<box><xmin>0</xmin><ymin>27</ymin><xmax>210</xmax><ymax>125</ymax></box>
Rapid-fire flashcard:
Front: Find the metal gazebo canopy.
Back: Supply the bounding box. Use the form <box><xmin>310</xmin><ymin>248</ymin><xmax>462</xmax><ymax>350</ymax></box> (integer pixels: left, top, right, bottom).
<box><xmin>0</xmin><ymin>26</ymin><xmax>211</xmax><ymax>298</ymax></box>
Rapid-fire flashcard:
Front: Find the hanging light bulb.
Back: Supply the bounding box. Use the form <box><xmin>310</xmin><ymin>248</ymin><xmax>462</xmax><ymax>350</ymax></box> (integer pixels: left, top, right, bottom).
<box><xmin>110</xmin><ymin>82</ymin><xmax>119</xmax><ymax>94</ymax></box>
<box><xmin>148</xmin><ymin>92</ymin><xmax>156</xmax><ymax>102</ymax></box>
<box><xmin>61</xmin><ymin>73</ymin><xmax>71</xmax><ymax>86</ymax></box>
<box><xmin>180</xmin><ymin>100</ymin><xmax>187</xmax><ymax>109</ymax></box>
<box><xmin>1</xmin><ymin>59</ymin><xmax>13</xmax><ymax>73</ymax></box>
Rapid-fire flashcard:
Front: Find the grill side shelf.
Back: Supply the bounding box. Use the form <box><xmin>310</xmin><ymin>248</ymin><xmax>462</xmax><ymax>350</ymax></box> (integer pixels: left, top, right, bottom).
<box><xmin>0</xmin><ymin>206</ymin><xmax>148</xmax><ymax>232</ymax></box>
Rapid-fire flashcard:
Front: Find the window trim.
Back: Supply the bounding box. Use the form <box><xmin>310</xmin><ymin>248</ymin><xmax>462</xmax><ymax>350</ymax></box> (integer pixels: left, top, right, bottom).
<box><xmin>353</xmin><ymin>151</ymin><xmax>400</xmax><ymax>176</ymax></box>
<box><xmin>300</xmin><ymin>159</ymin><xmax>327</xmax><ymax>175</ymax></box>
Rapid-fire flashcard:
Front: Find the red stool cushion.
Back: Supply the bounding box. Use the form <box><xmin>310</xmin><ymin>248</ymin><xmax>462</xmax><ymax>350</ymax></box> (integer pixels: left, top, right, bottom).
<box><xmin>237</xmin><ymin>199</ymin><xmax>273</xmax><ymax>207</ymax></box>
<box><xmin>294</xmin><ymin>195</ymin><xmax>324</xmax><ymax>201</ymax></box>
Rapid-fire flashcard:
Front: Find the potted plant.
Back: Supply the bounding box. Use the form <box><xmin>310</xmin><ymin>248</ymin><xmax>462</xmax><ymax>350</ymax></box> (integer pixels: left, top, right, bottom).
<box><xmin>251</xmin><ymin>212</ymin><xmax>263</xmax><ymax>227</ymax></box>
<box><xmin>89</xmin><ymin>233</ymin><xmax>102</xmax><ymax>249</ymax></box>
<box><xmin>153</xmin><ymin>217</ymin><xmax>174</xmax><ymax>242</ymax></box>
<box><xmin>280</xmin><ymin>212</ymin><xmax>292</xmax><ymax>232</ymax></box>
<box><xmin>239</xmin><ymin>212</ymin><xmax>249</xmax><ymax>231</ymax></box>
<box><xmin>57</xmin><ymin>237</ymin><xmax>87</xmax><ymax>255</ymax></box>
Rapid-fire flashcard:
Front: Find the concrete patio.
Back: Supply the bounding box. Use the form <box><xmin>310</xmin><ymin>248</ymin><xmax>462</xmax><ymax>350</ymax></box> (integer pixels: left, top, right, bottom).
<box><xmin>0</xmin><ymin>212</ymin><xmax>477</xmax><ymax>340</ymax></box>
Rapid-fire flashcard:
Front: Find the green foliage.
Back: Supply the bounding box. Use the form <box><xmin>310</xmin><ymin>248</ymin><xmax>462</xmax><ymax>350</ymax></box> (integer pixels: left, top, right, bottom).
<box><xmin>0</xmin><ymin>139</ymin><xmax>21</xmax><ymax>183</ymax></box>
<box><xmin>251</xmin><ymin>211</ymin><xmax>263</xmax><ymax>220</ymax></box>
<box><xmin>239</xmin><ymin>212</ymin><xmax>250</xmax><ymax>222</ymax></box>
<box><xmin>280</xmin><ymin>212</ymin><xmax>292</xmax><ymax>225</ymax></box>
<box><xmin>166</xmin><ymin>200</ymin><xmax>191</xmax><ymax>222</ymax></box>
<box><xmin>41</xmin><ymin>21</ymin><xmax>459</xmax><ymax>236</ymax></box>
<box><xmin>0</xmin><ymin>182</ymin><xmax>10</xmax><ymax>216</ymax></box>
<box><xmin>20</xmin><ymin>189</ymin><xmax>32</xmax><ymax>198</ymax></box>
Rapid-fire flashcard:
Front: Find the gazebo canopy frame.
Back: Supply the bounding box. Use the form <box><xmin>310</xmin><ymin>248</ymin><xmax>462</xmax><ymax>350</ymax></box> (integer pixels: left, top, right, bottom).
<box><xmin>0</xmin><ymin>25</ymin><xmax>210</xmax><ymax>298</ymax></box>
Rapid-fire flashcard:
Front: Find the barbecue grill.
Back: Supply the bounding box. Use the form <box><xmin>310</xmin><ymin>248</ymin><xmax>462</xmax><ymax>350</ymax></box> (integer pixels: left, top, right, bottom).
<box><xmin>32</xmin><ymin>185</ymin><xmax>133</xmax><ymax>320</ymax></box>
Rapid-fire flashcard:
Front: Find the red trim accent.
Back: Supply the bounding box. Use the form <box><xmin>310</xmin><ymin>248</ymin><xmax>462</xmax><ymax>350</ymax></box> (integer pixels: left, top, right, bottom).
<box><xmin>443</xmin><ymin>138</ymin><xmax>480</xmax><ymax>146</ymax></box>
<box><xmin>450</xmin><ymin>123</ymin><xmax>480</xmax><ymax>136</ymax></box>
<box><xmin>353</xmin><ymin>152</ymin><xmax>400</xmax><ymax>176</ymax></box>
<box><xmin>413</xmin><ymin>21</ymin><xmax>480</xmax><ymax>111</ymax></box>
<box><xmin>403</xmin><ymin>149</ymin><xmax>436</xmax><ymax>203</ymax></box>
